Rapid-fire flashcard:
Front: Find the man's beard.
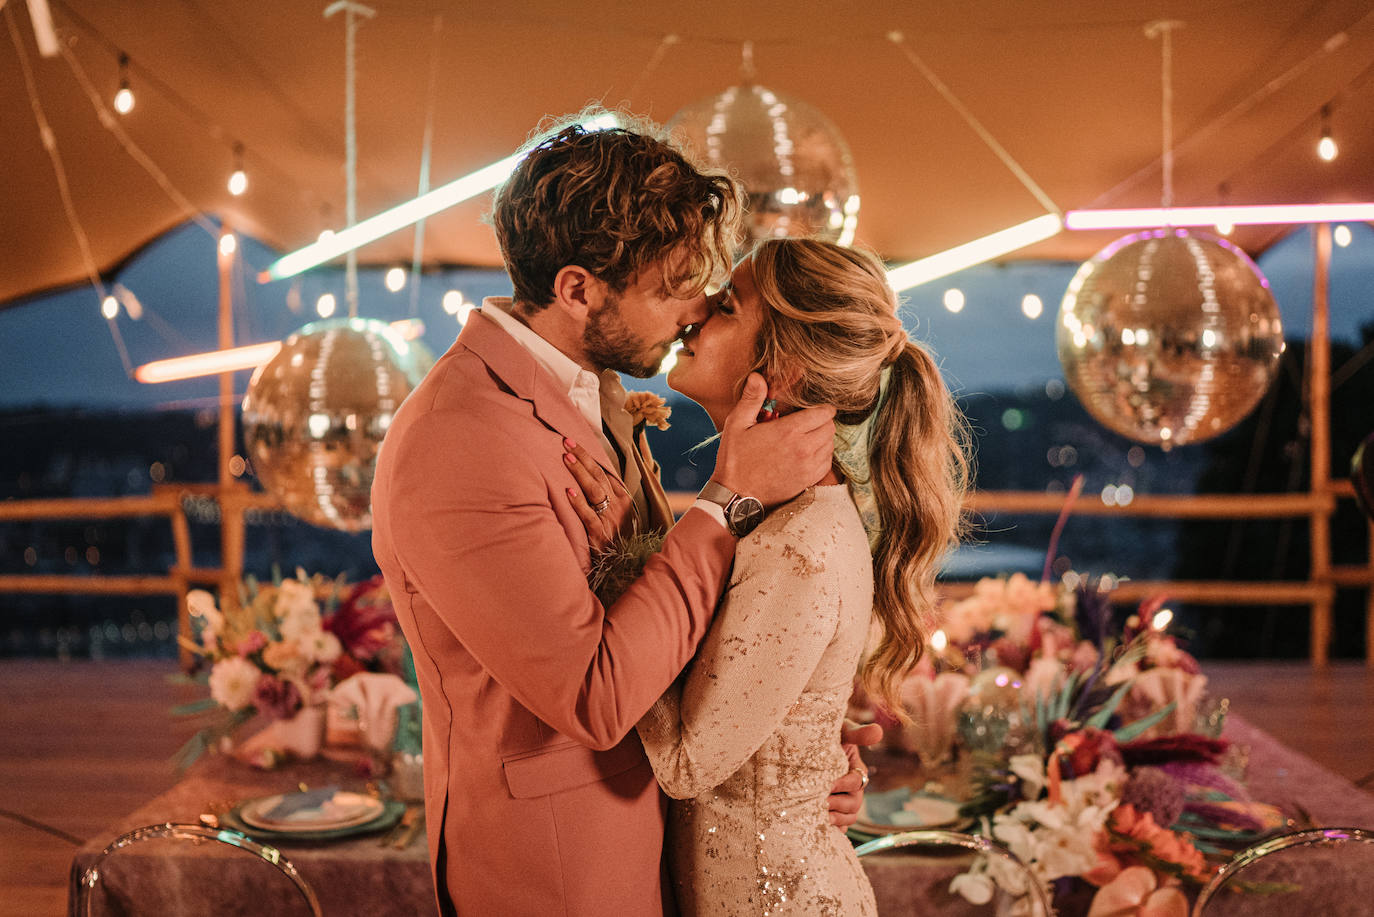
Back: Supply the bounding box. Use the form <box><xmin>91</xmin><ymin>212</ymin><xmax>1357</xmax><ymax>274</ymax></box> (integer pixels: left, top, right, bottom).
<box><xmin>583</xmin><ymin>294</ymin><xmax>669</xmax><ymax>378</ymax></box>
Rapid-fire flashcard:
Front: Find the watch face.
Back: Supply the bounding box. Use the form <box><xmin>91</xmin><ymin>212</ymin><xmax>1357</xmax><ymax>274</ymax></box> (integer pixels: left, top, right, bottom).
<box><xmin>728</xmin><ymin>496</ymin><xmax>765</xmax><ymax>536</ymax></box>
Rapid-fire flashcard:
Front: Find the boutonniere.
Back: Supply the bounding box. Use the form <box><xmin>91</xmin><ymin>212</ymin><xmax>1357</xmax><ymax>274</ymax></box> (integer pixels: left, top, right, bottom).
<box><xmin>624</xmin><ymin>391</ymin><xmax>671</xmax><ymax>431</ymax></box>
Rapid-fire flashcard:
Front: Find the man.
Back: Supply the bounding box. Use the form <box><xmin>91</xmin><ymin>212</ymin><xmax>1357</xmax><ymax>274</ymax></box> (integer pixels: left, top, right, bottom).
<box><xmin>371</xmin><ymin>113</ymin><xmax>868</xmax><ymax>916</ymax></box>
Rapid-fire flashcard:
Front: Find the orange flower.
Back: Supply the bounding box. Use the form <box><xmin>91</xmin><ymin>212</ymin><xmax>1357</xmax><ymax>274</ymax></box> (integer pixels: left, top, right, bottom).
<box><xmin>1108</xmin><ymin>804</ymin><xmax>1212</xmax><ymax>882</ymax></box>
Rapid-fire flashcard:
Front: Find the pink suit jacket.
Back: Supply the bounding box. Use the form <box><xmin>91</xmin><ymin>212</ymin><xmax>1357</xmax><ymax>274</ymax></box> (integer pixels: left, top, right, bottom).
<box><xmin>371</xmin><ymin>309</ymin><xmax>733</xmax><ymax>916</ymax></box>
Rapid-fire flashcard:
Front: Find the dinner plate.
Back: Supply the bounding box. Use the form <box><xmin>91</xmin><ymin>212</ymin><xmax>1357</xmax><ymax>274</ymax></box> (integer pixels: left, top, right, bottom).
<box><xmin>239</xmin><ymin>789</ymin><xmax>386</xmax><ymax>832</ymax></box>
<box><xmin>224</xmin><ymin>800</ymin><xmax>406</xmax><ymax>843</ymax></box>
<box><xmin>855</xmin><ymin>786</ymin><xmax>965</xmax><ymax>835</ymax></box>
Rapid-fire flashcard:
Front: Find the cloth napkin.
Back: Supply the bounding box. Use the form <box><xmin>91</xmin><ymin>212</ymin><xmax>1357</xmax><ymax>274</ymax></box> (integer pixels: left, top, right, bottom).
<box><xmin>330</xmin><ymin>673</ymin><xmax>418</xmax><ymax>752</ymax></box>
<box><xmin>264</xmin><ymin>785</ymin><xmax>341</xmax><ymax>820</ymax></box>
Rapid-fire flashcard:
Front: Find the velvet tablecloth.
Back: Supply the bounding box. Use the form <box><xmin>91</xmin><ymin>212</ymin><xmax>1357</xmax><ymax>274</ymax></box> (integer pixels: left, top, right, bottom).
<box><xmin>68</xmin><ymin>715</ymin><xmax>1374</xmax><ymax>916</ymax></box>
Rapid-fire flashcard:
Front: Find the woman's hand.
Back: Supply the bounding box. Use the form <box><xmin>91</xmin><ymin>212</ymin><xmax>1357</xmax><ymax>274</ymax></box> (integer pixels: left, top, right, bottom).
<box><xmin>563</xmin><ymin>437</ymin><xmax>634</xmax><ymax>553</ymax></box>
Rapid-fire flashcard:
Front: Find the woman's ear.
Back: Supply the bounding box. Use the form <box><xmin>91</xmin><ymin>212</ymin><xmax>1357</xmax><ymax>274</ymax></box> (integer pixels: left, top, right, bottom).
<box><xmin>768</xmin><ymin>364</ymin><xmax>804</xmax><ymax>405</ymax></box>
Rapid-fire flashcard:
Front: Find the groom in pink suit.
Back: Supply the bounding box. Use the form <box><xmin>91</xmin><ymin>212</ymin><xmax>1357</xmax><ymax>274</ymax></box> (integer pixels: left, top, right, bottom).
<box><xmin>372</xmin><ymin>114</ymin><xmax>855</xmax><ymax>916</ymax></box>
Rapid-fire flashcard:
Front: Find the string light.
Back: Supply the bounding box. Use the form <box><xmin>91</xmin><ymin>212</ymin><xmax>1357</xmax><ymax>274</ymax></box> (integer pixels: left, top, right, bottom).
<box><xmin>1065</xmin><ymin>202</ymin><xmax>1374</xmax><ymax>230</ymax></box>
<box><xmin>942</xmin><ymin>288</ymin><xmax>965</xmax><ymax>313</ymax></box>
<box><xmin>885</xmin><ymin>214</ymin><xmax>1063</xmax><ymax>291</ymax></box>
<box><xmin>316</xmin><ymin>293</ymin><xmax>337</xmax><ymax>317</ymax></box>
<box><xmin>1021</xmin><ymin>294</ymin><xmax>1043</xmax><ymax>319</ymax></box>
<box><xmin>1317</xmin><ymin>105</ymin><xmax>1338</xmax><ymax>162</ymax></box>
<box><xmin>227</xmin><ymin>142</ymin><xmax>247</xmax><ymax>196</ymax></box>
<box><xmin>100</xmin><ymin>295</ymin><xmax>119</xmax><ymax>319</ymax></box>
<box><xmin>112</xmin><ymin>53</ymin><xmax>134</xmax><ymax>115</ymax></box>
<box><xmin>1334</xmin><ymin>224</ymin><xmax>1352</xmax><ymax>248</ymax></box>
<box><xmin>218</xmin><ymin>233</ymin><xmax>237</xmax><ymax>257</ymax></box>
<box><xmin>384</xmin><ymin>267</ymin><xmax>406</xmax><ymax>292</ymax></box>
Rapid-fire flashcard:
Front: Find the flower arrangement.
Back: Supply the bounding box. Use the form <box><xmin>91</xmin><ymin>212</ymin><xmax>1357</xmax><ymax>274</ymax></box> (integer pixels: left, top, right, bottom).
<box><xmin>173</xmin><ymin>571</ymin><xmax>404</xmax><ymax>769</ymax></box>
<box><xmin>856</xmin><ymin>571</ymin><xmax>1284</xmax><ymax>915</ymax></box>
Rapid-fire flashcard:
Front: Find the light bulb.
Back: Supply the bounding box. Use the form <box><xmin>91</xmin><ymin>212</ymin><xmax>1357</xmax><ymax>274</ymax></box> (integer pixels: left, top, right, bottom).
<box><xmin>113</xmin><ymin>54</ymin><xmax>134</xmax><ymax>115</ymax></box>
<box><xmin>1318</xmin><ymin>135</ymin><xmax>1338</xmax><ymax>162</ymax></box>
<box><xmin>942</xmin><ymin>288</ymin><xmax>965</xmax><ymax>313</ymax></box>
<box><xmin>385</xmin><ymin>267</ymin><xmax>406</xmax><ymax>292</ymax></box>
<box><xmin>1021</xmin><ymin>294</ymin><xmax>1043</xmax><ymax>319</ymax></box>
<box><xmin>101</xmin><ymin>296</ymin><xmax>119</xmax><ymax>319</ymax></box>
<box><xmin>1215</xmin><ymin>221</ymin><xmax>1234</xmax><ymax>235</ymax></box>
<box><xmin>442</xmin><ymin>290</ymin><xmax>464</xmax><ymax>314</ymax></box>
<box><xmin>218</xmin><ymin>233</ymin><xmax>237</xmax><ymax>256</ymax></box>
<box><xmin>228</xmin><ymin>169</ymin><xmax>247</xmax><ymax>196</ymax></box>
<box><xmin>316</xmin><ymin>293</ymin><xmax>337</xmax><ymax>317</ymax></box>
<box><xmin>1334</xmin><ymin>224</ymin><xmax>1352</xmax><ymax>248</ymax></box>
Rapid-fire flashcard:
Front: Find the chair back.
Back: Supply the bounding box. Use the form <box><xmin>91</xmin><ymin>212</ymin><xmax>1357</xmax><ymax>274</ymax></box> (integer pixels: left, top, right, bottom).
<box><xmin>855</xmin><ymin>829</ymin><xmax>1053</xmax><ymax>916</ymax></box>
<box><xmin>75</xmin><ymin>822</ymin><xmax>323</xmax><ymax>917</ymax></box>
<box><xmin>1192</xmin><ymin>826</ymin><xmax>1374</xmax><ymax>916</ymax></box>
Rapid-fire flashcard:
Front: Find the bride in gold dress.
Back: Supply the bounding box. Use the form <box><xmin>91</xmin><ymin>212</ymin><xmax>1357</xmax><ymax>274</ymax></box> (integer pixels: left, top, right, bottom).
<box><xmin>576</xmin><ymin>238</ymin><xmax>968</xmax><ymax>915</ymax></box>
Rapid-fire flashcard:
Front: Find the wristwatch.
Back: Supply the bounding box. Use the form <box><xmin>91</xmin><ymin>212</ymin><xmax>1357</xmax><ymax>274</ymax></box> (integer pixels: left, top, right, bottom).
<box><xmin>698</xmin><ymin>480</ymin><xmax>765</xmax><ymax>538</ymax></box>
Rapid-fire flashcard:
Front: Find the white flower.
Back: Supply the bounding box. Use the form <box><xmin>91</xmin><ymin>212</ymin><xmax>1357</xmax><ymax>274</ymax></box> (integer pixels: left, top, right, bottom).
<box><xmin>279</xmin><ymin>604</ymin><xmax>324</xmax><ymax>643</ymax></box>
<box><xmin>273</xmin><ymin>579</ymin><xmax>317</xmax><ymax>620</ymax></box>
<box><xmin>301</xmin><ymin>630</ymin><xmax>342</xmax><ymax>664</ymax></box>
<box><xmin>949</xmin><ymin>870</ymin><xmax>994</xmax><ymax>905</ymax></box>
<box><xmin>186</xmin><ymin>589</ymin><xmax>224</xmax><ymax>636</ymax></box>
<box><xmin>209</xmin><ymin>657</ymin><xmax>260</xmax><ymax>712</ymax></box>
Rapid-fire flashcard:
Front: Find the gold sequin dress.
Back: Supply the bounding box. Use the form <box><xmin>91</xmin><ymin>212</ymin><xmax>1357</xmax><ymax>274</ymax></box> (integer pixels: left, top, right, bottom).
<box><xmin>637</xmin><ymin>485</ymin><xmax>879</xmax><ymax>916</ymax></box>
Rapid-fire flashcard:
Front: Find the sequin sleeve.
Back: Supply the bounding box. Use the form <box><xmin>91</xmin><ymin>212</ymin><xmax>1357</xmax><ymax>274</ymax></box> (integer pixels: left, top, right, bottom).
<box><xmin>635</xmin><ymin>522</ymin><xmax>842</xmax><ymax>799</ymax></box>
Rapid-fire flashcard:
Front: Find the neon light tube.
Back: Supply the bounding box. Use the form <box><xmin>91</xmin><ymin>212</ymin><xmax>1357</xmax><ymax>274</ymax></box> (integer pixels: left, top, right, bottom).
<box><xmin>135</xmin><ymin>320</ymin><xmax>425</xmax><ymax>383</ymax></box>
<box><xmin>1065</xmin><ymin>202</ymin><xmax>1374</xmax><ymax>231</ymax></box>
<box><xmin>261</xmin><ymin>113</ymin><xmax>621</xmax><ymax>282</ymax></box>
<box><xmin>885</xmin><ymin>214</ymin><xmax>1063</xmax><ymax>291</ymax></box>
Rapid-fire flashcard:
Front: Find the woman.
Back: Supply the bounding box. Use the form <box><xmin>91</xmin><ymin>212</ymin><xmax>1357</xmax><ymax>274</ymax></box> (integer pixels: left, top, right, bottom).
<box><xmin>571</xmin><ymin>238</ymin><xmax>968</xmax><ymax>915</ymax></box>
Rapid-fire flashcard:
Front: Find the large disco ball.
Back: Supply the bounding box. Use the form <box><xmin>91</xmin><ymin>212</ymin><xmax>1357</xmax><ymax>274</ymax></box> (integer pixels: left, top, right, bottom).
<box><xmin>1057</xmin><ymin>228</ymin><xmax>1284</xmax><ymax>449</ymax></box>
<box><xmin>668</xmin><ymin>83</ymin><xmax>859</xmax><ymax>245</ymax></box>
<box><xmin>242</xmin><ymin>318</ymin><xmax>428</xmax><ymax>531</ymax></box>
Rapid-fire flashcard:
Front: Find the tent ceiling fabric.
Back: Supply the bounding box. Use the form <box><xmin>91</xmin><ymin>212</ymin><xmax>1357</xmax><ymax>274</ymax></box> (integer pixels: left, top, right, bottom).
<box><xmin>4</xmin><ymin>0</ymin><xmax>1374</xmax><ymax>308</ymax></box>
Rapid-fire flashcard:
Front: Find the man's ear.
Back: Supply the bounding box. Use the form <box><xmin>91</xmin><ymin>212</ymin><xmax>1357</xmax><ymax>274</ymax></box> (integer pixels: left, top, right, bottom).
<box><xmin>551</xmin><ymin>265</ymin><xmax>603</xmax><ymax>321</ymax></box>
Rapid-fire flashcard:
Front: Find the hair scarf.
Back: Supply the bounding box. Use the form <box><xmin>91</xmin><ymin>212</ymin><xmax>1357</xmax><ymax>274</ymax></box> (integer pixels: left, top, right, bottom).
<box><xmin>832</xmin><ymin>365</ymin><xmax>892</xmax><ymax>553</ymax></box>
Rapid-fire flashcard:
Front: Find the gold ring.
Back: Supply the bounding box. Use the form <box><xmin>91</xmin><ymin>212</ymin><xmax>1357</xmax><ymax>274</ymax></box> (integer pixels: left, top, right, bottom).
<box><xmin>849</xmin><ymin>766</ymin><xmax>870</xmax><ymax>790</ymax></box>
<box><xmin>591</xmin><ymin>496</ymin><xmax>611</xmax><ymax>515</ymax></box>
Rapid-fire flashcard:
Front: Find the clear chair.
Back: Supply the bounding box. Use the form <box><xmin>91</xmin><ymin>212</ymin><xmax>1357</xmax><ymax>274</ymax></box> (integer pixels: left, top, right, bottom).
<box><xmin>75</xmin><ymin>822</ymin><xmax>323</xmax><ymax>916</ymax></box>
<box><xmin>1191</xmin><ymin>826</ymin><xmax>1374</xmax><ymax>916</ymax></box>
<box><xmin>855</xmin><ymin>829</ymin><xmax>1054</xmax><ymax>916</ymax></box>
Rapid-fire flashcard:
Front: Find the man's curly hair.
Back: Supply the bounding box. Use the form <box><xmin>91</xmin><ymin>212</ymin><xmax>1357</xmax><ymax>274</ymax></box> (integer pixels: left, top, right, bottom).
<box><xmin>490</xmin><ymin>109</ymin><xmax>744</xmax><ymax>313</ymax></box>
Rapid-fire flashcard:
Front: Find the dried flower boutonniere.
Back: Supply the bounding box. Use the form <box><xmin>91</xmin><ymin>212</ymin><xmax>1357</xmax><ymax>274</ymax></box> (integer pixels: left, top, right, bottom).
<box><xmin>624</xmin><ymin>391</ymin><xmax>671</xmax><ymax>431</ymax></box>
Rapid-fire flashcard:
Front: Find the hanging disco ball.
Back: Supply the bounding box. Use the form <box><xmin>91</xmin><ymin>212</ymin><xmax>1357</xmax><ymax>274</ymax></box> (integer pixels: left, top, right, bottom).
<box><xmin>1057</xmin><ymin>228</ymin><xmax>1284</xmax><ymax>449</ymax></box>
<box><xmin>668</xmin><ymin>82</ymin><xmax>859</xmax><ymax>246</ymax></box>
<box><xmin>242</xmin><ymin>318</ymin><xmax>429</xmax><ymax>531</ymax></box>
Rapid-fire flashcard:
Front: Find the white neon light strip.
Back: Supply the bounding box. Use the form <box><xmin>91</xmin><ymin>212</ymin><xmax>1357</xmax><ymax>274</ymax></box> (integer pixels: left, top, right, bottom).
<box><xmin>135</xmin><ymin>320</ymin><xmax>424</xmax><ymax>383</ymax></box>
<box><xmin>1065</xmin><ymin>202</ymin><xmax>1374</xmax><ymax>231</ymax></box>
<box><xmin>262</xmin><ymin>113</ymin><xmax>621</xmax><ymax>282</ymax></box>
<box><xmin>885</xmin><ymin>214</ymin><xmax>1063</xmax><ymax>291</ymax></box>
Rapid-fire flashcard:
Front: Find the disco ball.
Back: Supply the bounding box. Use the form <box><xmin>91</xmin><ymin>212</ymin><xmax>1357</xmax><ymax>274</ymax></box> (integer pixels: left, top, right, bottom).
<box><xmin>242</xmin><ymin>318</ymin><xmax>428</xmax><ymax>531</ymax></box>
<box><xmin>1057</xmin><ymin>228</ymin><xmax>1284</xmax><ymax>449</ymax></box>
<box><xmin>1354</xmin><ymin>432</ymin><xmax>1374</xmax><ymax>521</ymax></box>
<box><xmin>668</xmin><ymin>82</ymin><xmax>859</xmax><ymax>246</ymax></box>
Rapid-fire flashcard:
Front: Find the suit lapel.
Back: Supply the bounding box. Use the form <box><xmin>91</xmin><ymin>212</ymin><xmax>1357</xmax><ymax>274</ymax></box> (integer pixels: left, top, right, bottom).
<box><xmin>458</xmin><ymin>310</ymin><xmax>621</xmax><ymax>483</ymax></box>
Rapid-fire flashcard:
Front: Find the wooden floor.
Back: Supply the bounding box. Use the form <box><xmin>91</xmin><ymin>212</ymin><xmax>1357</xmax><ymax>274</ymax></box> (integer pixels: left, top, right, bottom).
<box><xmin>2</xmin><ymin>659</ymin><xmax>1372</xmax><ymax>917</ymax></box>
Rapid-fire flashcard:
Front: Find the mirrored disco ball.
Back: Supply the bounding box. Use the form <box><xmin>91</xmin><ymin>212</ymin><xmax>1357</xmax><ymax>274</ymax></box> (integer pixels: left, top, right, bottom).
<box><xmin>1057</xmin><ymin>228</ymin><xmax>1284</xmax><ymax>449</ymax></box>
<box><xmin>242</xmin><ymin>318</ymin><xmax>428</xmax><ymax>531</ymax></box>
<box><xmin>668</xmin><ymin>83</ymin><xmax>859</xmax><ymax>246</ymax></box>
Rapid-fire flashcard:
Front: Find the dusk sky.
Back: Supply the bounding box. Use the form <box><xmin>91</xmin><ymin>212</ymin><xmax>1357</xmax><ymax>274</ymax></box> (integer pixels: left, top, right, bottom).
<box><xmin>2</xmin><ymin>219</ymin><xmax>1372</xmax><ymax>413</ymax></box>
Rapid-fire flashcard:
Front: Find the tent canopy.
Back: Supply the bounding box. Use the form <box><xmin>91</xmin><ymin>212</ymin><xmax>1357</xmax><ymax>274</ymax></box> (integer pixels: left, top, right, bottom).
<box><xmin>4</xmin><ymin>0</ymin><xmax>1373</xmax><ymax>307</ymax></box>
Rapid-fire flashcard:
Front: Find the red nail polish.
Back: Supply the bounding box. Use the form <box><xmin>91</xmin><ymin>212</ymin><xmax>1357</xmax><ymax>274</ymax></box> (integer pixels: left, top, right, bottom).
<box><xmin>564</xmin><ymin>453</ymin><xmax>575</xmax><ymax>464</ymax></box>
<box><xmin>564</xmin><ymin>438</ymin><xmax>577</xmax><ymax>449</ymax></box>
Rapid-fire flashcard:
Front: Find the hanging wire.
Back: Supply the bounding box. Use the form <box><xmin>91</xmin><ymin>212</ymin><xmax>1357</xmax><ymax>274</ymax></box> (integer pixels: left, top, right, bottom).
<box><xmin>621</xmin><ymin>33</ymin><xmax>680</xmax><ymax>102</ymax></box>
<box><xmin>325</xmin><ymin>1</ymin><xmax>375</xmax><ymax>319</ymax></box>
<box><xmin>408</xmin><ymin>12</ymin><xmax>444</xmax><ymax>320</ymax></box>
<box><xmin>1145</xmin><ymin>20</ymin><xmax>1183</xmax><ymax>210</ymax></box>
<box><xmin>886</xmin><ymin>31</ymin><xmax>1060</xmax><ymax>216</ymax></box>
<box><xmin>6</xmin><ymin>5</ymin><xmax>133</xmax><ymax>375</ymax></box>
<box><xmin>58</xmin><ymin>42</ymin><xmax>220</xmax><ymax>238</ymax></box>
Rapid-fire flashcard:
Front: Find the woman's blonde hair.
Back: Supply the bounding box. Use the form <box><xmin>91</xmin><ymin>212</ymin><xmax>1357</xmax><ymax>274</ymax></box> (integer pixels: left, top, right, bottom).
<box><xmin>491</xmin><ymin>108</ymin><xmax>743</xmax><ymax>313</ymax></box>
<box><xmin>749</xmin><ymin>238</ymin><xmax>970</xmax><ymax>718</ymax></box>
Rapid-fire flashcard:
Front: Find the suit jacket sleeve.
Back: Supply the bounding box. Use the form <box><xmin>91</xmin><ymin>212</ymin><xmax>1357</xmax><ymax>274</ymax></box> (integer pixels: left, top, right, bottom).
<box><xmin>634</xmin><ymin>522</ymin><xmax>841</xmax><ymax>797</ymax></box>
<box><xmin>387</xmin><ymin>406</ymin><xmax>733</xmax><ymax>751</ymax></box>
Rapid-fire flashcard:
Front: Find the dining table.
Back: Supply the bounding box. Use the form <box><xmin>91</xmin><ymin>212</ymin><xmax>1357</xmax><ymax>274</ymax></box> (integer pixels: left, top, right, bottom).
<box><xmin>68</xmin><ymin>714</ymin><xmax>1374</xmax><ymax>916</ymax></box>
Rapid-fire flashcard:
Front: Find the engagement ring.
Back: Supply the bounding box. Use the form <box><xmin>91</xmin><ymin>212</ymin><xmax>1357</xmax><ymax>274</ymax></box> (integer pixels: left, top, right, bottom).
<box><xmin>591</xmin><ymin>496</ymin><xmax>611</xmax><ymax>515</ymax></box>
